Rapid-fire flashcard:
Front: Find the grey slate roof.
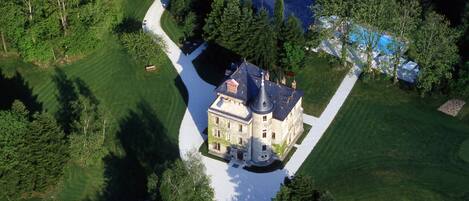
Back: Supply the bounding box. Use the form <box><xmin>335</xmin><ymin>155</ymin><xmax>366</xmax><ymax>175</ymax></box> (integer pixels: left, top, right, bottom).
<box><xmin>250</xmin><ymin>74</ymin><xmax>274</xmax><ymax>114</ymax></box>
<box><xmin>215</xmin><ymin>62</ymin><xmax>304</xmax><ymax>121</ymax></box>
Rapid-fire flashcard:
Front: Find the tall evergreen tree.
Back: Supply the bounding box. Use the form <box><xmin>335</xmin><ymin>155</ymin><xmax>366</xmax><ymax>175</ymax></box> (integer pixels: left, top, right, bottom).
<box><xmin>0</xmin><ymin>108</ymin><xmax>29</xmax><ymax>198</ymax></box>
<box><xmin>0</xmin><ymin>101</ymin><xmax>68</xmax><ymax>199</ymax></box>
<box><xmin>281</xmin><ymin>15</ymin><xmax>305</xmax><ymax>47</ymax></box>
<box><xmin>28</xmin><ymin>112</ymin><xmax>68</xmax><ymax>190</ymax></box>
<box><xmin>182</xmin><ymin>12</ymin><xmax>197</xmax><ymax>41</ymax></box>
<box><xmin>242</xmin><ymin>0</ymin><xmax>253</xmax><ymax>9</ymax></box>
<box><xmin>219</xmin><ymin>0</ymin><xmax>242</xmax><ymax>50</ymax></box>
<box><xmin>237</xmin><ymin>6</ymin><xmax>256</xmax><ymax>59</ymax></box>
<box><xmin>279</xmin><ymin>15</ymin><xmax>305</xmax><ymax>73</ymax></box>
<box><xmin>274</xmin><ymin>0</ymin><xmax>285</xmax><ymax>31</ymax></box>
<box><xmin>169</xmin><ymin>0</ymin><xmax>192</xmax><ymax>23</ymax></box>
<box><xmin>203</xmin><ymin>0</ymin><xmax>225</xmax><ymax>41</ymax></box>
<box><xmin>251</xmin><ymin>9</ymin><xmax>277</xmax><ymax>71</ymax></box>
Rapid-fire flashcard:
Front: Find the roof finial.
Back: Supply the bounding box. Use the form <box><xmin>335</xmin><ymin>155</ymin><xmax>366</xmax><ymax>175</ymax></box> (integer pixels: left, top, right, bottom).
<box><xmin>261</xmin><ymin>71</ymin><xmax>265</xmax><ymax>86</ymax></box>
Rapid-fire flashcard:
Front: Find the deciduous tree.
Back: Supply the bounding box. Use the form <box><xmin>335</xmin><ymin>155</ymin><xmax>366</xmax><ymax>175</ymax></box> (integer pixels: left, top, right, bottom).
<box><xmin>159</xmin><ymin>151</ymin><xmax>214</xmax><ymax>201</ymax></box>
<box><xmin>274</xmin><ymin>175</ymin><xmax>334</xmax><ymax>201</ymax></box>
<box><xmin>410</xmin><ymin>11</ymin><xmax>459</xmax><ymax>96</ymax></box>
<box><xmin>389</xmin><ymin>0</ymin><xmax>421</xmax><ymax>83</ymax></box>
<box><xmin>352</xmin><ymin>0</ymin><xmax>393</xmax><ymax>73</ymax></box>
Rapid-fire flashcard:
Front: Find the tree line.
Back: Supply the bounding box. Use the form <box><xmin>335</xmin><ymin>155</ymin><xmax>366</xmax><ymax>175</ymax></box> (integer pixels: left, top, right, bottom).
<box><xmin>313</xmin><ymin>0</ymin><xmax>468</xmax><ymax>96</ymax></box>
<box><xmin>203</xmin><ymin>0</ymin><xmax>306</xmax><ymax>80</ymax></box>
<box><xmin>0</xmin><ymin>0</ymin><xmax>122</xmax><ymax>64</ymax></box>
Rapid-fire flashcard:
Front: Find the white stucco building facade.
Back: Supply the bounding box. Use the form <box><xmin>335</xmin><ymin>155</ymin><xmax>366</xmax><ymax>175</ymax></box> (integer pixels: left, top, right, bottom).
<box><xmin>207</xmin><ymin>62</ymin><xmax>304</xmax><ymax>166</ymax></box>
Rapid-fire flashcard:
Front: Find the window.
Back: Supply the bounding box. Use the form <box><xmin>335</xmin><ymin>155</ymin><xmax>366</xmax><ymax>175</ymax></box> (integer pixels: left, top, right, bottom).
<box><xmin>262</xmin><ymin>132</ymin><xmax>266</xmax><ymax>138</ymax></box>
<box><xmin>262</xmin><ymin>145</ymin><xmax>267</xmax><ymax>151</ymax></box>
<box><xmin>238</xmin><ymin>137</ymin><xmax>243</xmax><ymax>145</ymax></box>
<box><xmin>263</xmin><ymin>116</ymin><xmax>267</xmax><ymax>121</ymax></box>
<box><xmin>238</xmin><ymin>124</ymin><xmax>243</xmax><ymax>132</ymax></box>
<box><xmin>215</xmin><ymin>117</ymin><xmax>219</xmax><ymax>124</ymax></box>
<box><xmin>216</xmin><ymin>130</ymin><xmax>221</xmax><ymax>138</ymax></box>
<box><xmin>227</xmin><ymin>122</ymin><xmax>230</xmax><ymax>128</ymax></box>
<box><xmin>215</xmin><ymin>143</ymin><xmax>221</xmax><ymax>151</ymax></box>
<box><xmin>272</xmin><ymin>132</ymin><xmax>276</xmax><ymax>139</ymax></box>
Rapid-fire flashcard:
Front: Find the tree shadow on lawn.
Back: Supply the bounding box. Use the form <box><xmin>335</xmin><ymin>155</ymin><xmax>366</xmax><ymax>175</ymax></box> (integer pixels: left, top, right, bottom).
<box><xmin>114</xmin><ymin>17</ymin><xmax>142</xmax><ymax>34</ymax></box>
<box><xmin>96</xmin><ymin>100</ymin><xmax>179</xmax><ymax>201</ymax></box>
<box><xmin>52</xmin><ymin>68</ymin><xmax>99</xmax><ymax>134</ymax></box>
<box><xmin>0</xmin><ymin>69</ymin><xmax>42</xmax><ymax>114</ymax></box>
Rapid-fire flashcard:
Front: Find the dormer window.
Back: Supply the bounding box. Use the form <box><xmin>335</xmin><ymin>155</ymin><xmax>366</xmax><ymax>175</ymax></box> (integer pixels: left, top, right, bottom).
<box><xmin>263</xmin><ymin>116</ymin><xmax>267</xmax><ymax>121</ymax></box>
<box><xmin>226</xmin><ymin>79</ymin><xmax>239</xmax><ymax>94</ymax></box>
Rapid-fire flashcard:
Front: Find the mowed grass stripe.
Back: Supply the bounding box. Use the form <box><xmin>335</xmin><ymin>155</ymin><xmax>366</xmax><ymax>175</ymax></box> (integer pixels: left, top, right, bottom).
<box><xmin>299</xmin><ymin>79</ymin><xmax>469</xmax><ymax>201</ymax></box>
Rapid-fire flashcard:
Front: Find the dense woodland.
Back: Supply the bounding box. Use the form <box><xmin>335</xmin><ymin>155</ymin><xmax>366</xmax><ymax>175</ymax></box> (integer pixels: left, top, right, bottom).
<box><xmin>0</xmin><ymin>0</ymin><xmax>123</xmax><ymax>64</ymax></box>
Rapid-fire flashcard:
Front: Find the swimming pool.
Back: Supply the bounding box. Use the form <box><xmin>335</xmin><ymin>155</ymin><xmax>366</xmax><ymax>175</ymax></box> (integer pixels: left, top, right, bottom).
<box><xmin>348</xmin><ymin>25</ymin><xmax>402</xmax><ymax>55</ymax></box>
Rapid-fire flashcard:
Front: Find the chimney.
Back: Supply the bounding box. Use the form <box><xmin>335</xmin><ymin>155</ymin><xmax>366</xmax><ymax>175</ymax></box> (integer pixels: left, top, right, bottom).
<box><xmin>265</xmin><ymin>71</ymin><xmax>270</xmax><ymax>81</ymax></box>
<box><xmin>281</xmin><ymin>76</ymin><xmax>286</xmax><ymax>85</ymax></box>
<box><xmin>226</xmin><ymin>79</ymin><xmax>239</xmax><ymax>94</ymax></box>
<box><xmin>291</xmin><ymin>80</ymin><xmax>297</xmax><ymax>89</ymax></box>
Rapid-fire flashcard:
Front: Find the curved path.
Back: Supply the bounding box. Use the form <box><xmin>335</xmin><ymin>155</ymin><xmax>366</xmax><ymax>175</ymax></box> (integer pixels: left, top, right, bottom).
<box><xmin>143</xmin><ymin>1</ymin><xmax>361</xmax><ymax>200</ymax></box>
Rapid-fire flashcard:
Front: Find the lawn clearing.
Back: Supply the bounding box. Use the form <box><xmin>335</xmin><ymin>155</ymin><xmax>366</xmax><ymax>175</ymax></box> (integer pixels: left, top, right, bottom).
<box><xmin>298</xmin><ymin>79</ymin><xmax>469</xmax><ymax>201</ymax></box>
<box><xmin>295</xmin><ymin>53</ymin><xmax>349</xmax><ymax>117</ymax></box>
<box><xmin>0</xmin><ymin>0</ymin><xmax>188</xmax><ymax>200</ymax></box>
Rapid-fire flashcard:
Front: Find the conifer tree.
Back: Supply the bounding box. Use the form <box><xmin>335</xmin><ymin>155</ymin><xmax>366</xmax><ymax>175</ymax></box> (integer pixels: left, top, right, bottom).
<box><xmin>28</xmin><ymin>112</ymin><xmax>68</xmax><ymax>190</ymax></box>
<box><xmin>274</xmin><ymin>0</ymin><xmax>285</xmax><ymax>31</ymax></box>
<box><xmin>242</xmin><ymin>0</ymin><xmax>253</xmax><ymax>9</ymax></box>
<box><xmin>219</xmin><ymin>0</ymin><xmax>242</xmax><ymax>50</ymax></box>
<box><xmin>203</xmin><ymin>0</ymin><xmax>225</xmax><ymax>42</ymax></box>
<box><xmin>281</xmin><ymin>15</ymin><xmax>305</xmax><ymax>47</ymax></box>
<box><xmin>237</xmin><ymin>6</ymin><xmax>255</xmax><ymax>58</ymax></box>
<box><xmin>0</xmin><ymin>108</ymin><xmax>29</xmax><ymax>198</ymax></box>
<box><xmin>251</xmin><ymin>9</ymin><xmax>277</xmax><ymax>71</ymax></box>
<box><xmin>0</xmin><ymin>101</ymin><xmax>68</xmax><ymax>198</ymax></box>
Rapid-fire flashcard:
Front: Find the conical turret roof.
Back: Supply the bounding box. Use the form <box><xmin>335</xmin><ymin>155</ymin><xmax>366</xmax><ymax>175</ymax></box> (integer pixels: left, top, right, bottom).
<box><xmin>250</xmin><ymin>72</ymin><xmax>274</xmax><ymax>114</ymax></box>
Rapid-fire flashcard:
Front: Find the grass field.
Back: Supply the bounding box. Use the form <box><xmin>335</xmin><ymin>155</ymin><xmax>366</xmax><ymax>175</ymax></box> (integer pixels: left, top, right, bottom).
<box><xmin>295</xmin><ymin>53</ymin><xmax>349</xmax><ymax>117</ymax></box>
<box><xmin>0</xmin><ymin>0</ymin><xmax>188</xmax><ymax>200</ymax></box>
<box><xmin>298</xmin><ymin>79</ymin><xmax>469</xmax><ymax>201</ymax></box>
<box><xmin>160</xmin><ymin>10</ymin><xmax>184</xmax><ymax>46</ymax></box>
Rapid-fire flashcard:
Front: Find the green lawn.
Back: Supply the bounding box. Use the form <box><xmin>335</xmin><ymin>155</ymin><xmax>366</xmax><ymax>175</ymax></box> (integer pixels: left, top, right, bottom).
<box><xmin>298</xmin><ymin>79</ymin><xmax>469</xmax><ymax>201</ymax></box>
<box><xmin>160</xmin><ymin>10</ymin><xmax>184</xmax><ymax>46</ymax></box>
<box><xmin>295</xmin><ymin>53</ymin><xmax>349</xmax><ymax>117</ymax></box>
<box><xmin>0</xmin><ymin>0</ymin><xmax>187</xmax><ymax>200</ymax></box>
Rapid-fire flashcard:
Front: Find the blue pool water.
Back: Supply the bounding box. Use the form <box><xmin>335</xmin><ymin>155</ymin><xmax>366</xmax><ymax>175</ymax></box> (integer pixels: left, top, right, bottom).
<box><xmin>349</xmin><ymin>26</ymin><xmax>400</xmax><ymax>55</ymax></box>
